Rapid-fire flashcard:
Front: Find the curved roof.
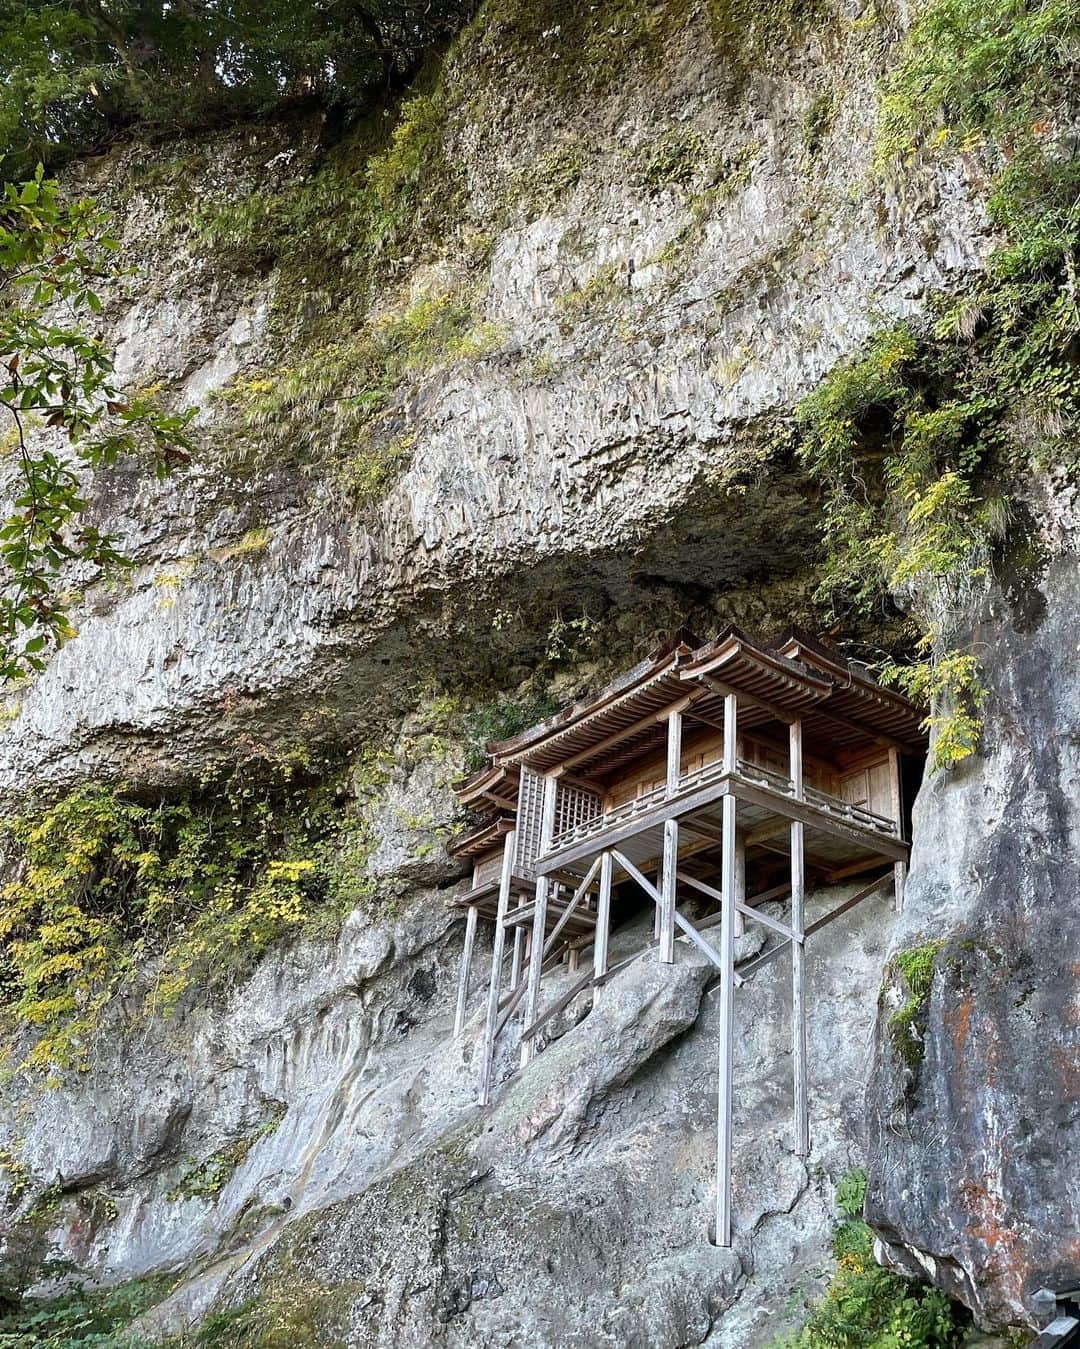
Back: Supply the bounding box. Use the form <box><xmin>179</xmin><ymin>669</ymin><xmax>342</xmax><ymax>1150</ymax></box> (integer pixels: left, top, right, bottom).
<box><xmin>484</xmin><ymin>626</ymin><xmax>926</xmax><ymax>777</ymax></box>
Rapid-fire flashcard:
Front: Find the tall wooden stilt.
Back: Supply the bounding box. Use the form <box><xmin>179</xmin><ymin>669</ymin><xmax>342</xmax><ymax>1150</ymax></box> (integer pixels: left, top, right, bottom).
<box><xmin>453</xmin><ymin>904</ymin><xmax>478</xmax><ymax>1038</ymax></box>
<box><xmin>660</xmin><ymin>817</ymin><xmax>678</xmax><ymax>964</ymax></box>
<box><xmin>790</xmin><ymin>719</ymin><xmax>809</xmax><ymax>1158</ymax></box>
<box><xmin>521</xmin><ymin>774</ymin><xmax>557</xmax><ymax>1066</ymax></box>
<box><xmin>478</xmin><ymin>830</ymin><xmax>516</xmax><ymax>1106</ymax></box>
<box><xmin>888</xmin><ymin>748</ymin><xmax>906</xmax><ymax>913</ymax></box>
<box><xmin>734</xmin><ymin>830</ymin><xmax>746</xmax><ymax>940</ymax></box>
<box><xmin>594</xmin><ymin>850</ymin><xmax>613</xmax><ymax>978</ymax></box>
<box><xmin>520</xmin><ymin>875</ymin><xmax>549</xmax><ymax>1066</ymax></box>
<box><xmin>510</xmin><ymin>924</ymin><xmax>524</xmax><ymax>990</ymax></box>
<box><xmin>715</xmin><ymin>787</ymin><xmax>738</xmax><ymax>1247</ymax></box>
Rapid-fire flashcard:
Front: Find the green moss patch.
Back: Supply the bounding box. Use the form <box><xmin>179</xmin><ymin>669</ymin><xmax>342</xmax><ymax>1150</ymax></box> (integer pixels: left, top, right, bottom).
<box><xmin>888</xmin><ymin>941</ymin><xmax>944</xmax><ymax>1070</ymax></box>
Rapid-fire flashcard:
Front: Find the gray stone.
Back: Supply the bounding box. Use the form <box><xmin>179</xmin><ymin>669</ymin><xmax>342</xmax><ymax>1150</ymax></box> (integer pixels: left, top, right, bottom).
<box><xmin>865</xmin><ymin>554</ymin><xmax>1080</xmax><ymax>1331</ymax></box>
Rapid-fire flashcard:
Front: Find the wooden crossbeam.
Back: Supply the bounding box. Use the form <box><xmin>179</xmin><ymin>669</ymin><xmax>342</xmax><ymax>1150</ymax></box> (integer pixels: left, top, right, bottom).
<box><xmin>681</xmin><ymin>818</ymin><xmax>724</xmax><ymax>844</ymax></box>
<box><xmin>536</xmin><ymin>777</ymin><xmax>733</xmax><ymax>874</ymax></box>
<box><xmin>553</xmin><ymin>692</ymin><xmax>702</xmax><ymax>776</ymax></box>
<box><xmin>736</xmin><ymin>871</ymin><xmax>894</xmax><ymax>980</ymax></box>
<box><xmin>542</xmin><ymin>856</ymin><xmax>601</xmax><ymax>958</ymax></box>
<box><xmin>824</xmin><ymin>855</ymin><xmax>891</xmax><ymax>884</ymax></box>
<box><xmin>519</xmin><ymin>951</ymin><xmax>640</xmax><ymax>1043</ymax></box>
<box><xmin>698</xmin><ymin>673</ymin><xmax>917</xmax><ymax>753</ymax></box>
<box><xmin>732</xmin><ymin>779</ymin><xmax>909</xmax><ymax>860</ymax></box>
<box><xmin>610</xmin><ymin>848</ymin><xmax>744</xmax><ymax>986</ymax></box>
<box><xmin>699</xmin><ymin>673</ymin><xmax>796</xmax><ymax>726</ymax></box>
<box><xmin>676</xmin><ymin>871</ymin><xmax>794</xmax><ymax>941</ymax></box>
<box><xmin>745</xmin><ymin>818</ymin><xmax>790</xmax><ymax>846</ymax></box>
<box><xmin>750</xmin><ymin>833</ymin><xmax>835</xmax><ymax>873</ymax></box>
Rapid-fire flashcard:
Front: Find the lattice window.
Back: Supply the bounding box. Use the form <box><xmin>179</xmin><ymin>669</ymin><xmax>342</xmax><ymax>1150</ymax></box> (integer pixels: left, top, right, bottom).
<box><xmin>515</xmin><ymin>767</ymin><xmax>545</xmax><ymax>877</ymax></box>
<box><xmin>553</xmin><ymin>781</ymin><xmax>602</xmax><ymax>841</ymax></box>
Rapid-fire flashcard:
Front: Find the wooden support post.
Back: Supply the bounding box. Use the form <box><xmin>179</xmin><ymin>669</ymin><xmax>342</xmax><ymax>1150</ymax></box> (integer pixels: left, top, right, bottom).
<box><xmin>888</xmin><ymin>747</ymin><xmax>906</xmax><ymax>912</ymax></box>
<box><xmin>790</xmin><ymin>719</ymin><xmax>809</xmax><ymax>1158</ymax></box>
<box><xmin>568</xmin><ymin>947</ymin><xmax>579</xmax><ymax>973</ymax></box>
<box><xmin>541</xmin><ymin>771</ymin><xmax>558</xmax><ymax>853</ymax></box>
<box><xmin>666</xmin><ymin>708</ymin><xmax>683</xmax><ymax>796</ymax></box>
<box><xmin>453</xmin><ymin>904</ymin><xmax>478</xmax><ymax>1038</ymax></box>
<box><xmin>715</xmin><ymin>790</ymin><xmax>738</xmax><ymax>1247</ymax></box>
<box><xmin>520</xmin><ymin>876</ymin><xmax>549</xmax><ymax>1066</ymax></box>
<box><xmin>522</xmin><ymin>773</ymin><xmax>558</xmax><ymax>1067</ymax></box>
<box><xmin>594</xmin><ymin>850</ymin><xmax>613</xmax><ymax>979</ymax></box>
<box><xmin>790</xmin><ymin>719</ymin><xmax>804</xmax><ymax>801</ymax></box>
<box><xmin>660</xmin><ymin>818</ymin><xmax>678</xmax><ymax>964</ymax></box>
<box><xmin>734</xmin><ymin>831</ymin><xmax>746</xmax><ymax>940</ymax></box>
<box><xmin>723</xmin><ymin>691</ymin><xmax>738</xmax><ymax>773</ymax></box>
<box><xmin>477</xmin><ymin>830</ymin><xmax>516</xmax><ymax>1106</ymax></box>
<box><xmin>510</xmin><ymin>925</ymin><xmax>524</xmax><ymax>990</ymax></box>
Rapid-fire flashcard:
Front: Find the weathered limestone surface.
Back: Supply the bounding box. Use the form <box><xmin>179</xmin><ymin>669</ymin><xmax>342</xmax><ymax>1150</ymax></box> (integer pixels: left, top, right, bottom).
<box><xmin>0</xmin><ymin>7</ymin><xmax>990</xmax><ymax>794</ymax></box>
<box><xmin>865</xmin><ymin>546</ymin><xmax>1080</xmax><ymax>1331</ymax></box>
<box><xmin>11</xmin><ymin>866</ymin><xmax>891</xmax><ymax>1347</ymax></box>
<box><xmin>0</xmin><ymin>1</ymin><xmax>1075</xmax><ymax>1341</ymax></box>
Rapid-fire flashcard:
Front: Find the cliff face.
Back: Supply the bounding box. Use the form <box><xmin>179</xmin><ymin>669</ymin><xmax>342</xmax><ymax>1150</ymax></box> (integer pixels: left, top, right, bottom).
<box><xmin>866</xmin><ymin>536</ymin><xmax>1080</xmax><ymax>1330</ymax></box>
<box><xmin>0</xmin><ymin>0</ymin><xmax>1075</xmax><ymax>1343</ymax></box>
<box><xmin>0</xmin><ymin>0</ymin><xmax>987</xmax><ymax>794</ymax></box>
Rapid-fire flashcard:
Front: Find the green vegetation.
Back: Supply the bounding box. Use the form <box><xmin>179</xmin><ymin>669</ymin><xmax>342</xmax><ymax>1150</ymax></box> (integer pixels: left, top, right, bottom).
<box><xmin>797</xmin><ymin>0</ymin><xmax>1080</xmax><ymax>770</ymax></box>
<box><xmin>0</xmin><ymin>1273</ymin><xmax>174</xmax><ymax>1348</ymax></box>
<box><xmin>154</xmin><ymin>1287</ymin><xmax>356</xmax><ymax>1348</ymax></box>
<box><xmin>0</xmin><ymin>168</ymin><xmax>193</xmax><ymax>681</ymax></box>
<box><xmin>0</xmin><ymin>1</ymin><xmax>475</xmax><ymax>174</ymax></box>
<box><xmin>462</xmin><ymin>690</ymin><xmax>560</xmax><ymax>771</ymax></box>
<box><xmin>167</xmin><ymin>1104</ymin><xmax>285</xmax><ymax>1204</ymax></box>
<box><xmin>889</xmin><ymin>941</ymin><xmax>943</xmax><ymax>1070</ymax></box>
<box><xmin>216</xmin><ymin>289</ymin><xmax>482</xmax><ymax>499</ymax></box>
<box><xmin>193</xmin><ymin>52</ymin><xmax>501</xmax><ymax>501</ymax></box>
<box><xmin>0</xmin><ymin>742</ymin><xmax>390</xmax><ymax>1079</ymax></box>
<box><xmin>776</xmin><ymin>1168</ymin><xmax>966</xmax><ymax>1348</ymax></box>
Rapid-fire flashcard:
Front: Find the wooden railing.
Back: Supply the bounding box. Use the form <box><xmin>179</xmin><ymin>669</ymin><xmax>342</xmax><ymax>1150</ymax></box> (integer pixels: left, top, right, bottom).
<box><xmin>546</xmin><ymin>755</ymin><xmax>899</xmax><ymax>855</ymax></box>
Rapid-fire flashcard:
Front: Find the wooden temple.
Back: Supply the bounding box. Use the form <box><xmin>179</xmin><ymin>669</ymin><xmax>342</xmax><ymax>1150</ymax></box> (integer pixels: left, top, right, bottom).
<box><xmin>446</xmin><ymin>627</ymin><xmax>926</xmax><ymax>1246</ymax></box>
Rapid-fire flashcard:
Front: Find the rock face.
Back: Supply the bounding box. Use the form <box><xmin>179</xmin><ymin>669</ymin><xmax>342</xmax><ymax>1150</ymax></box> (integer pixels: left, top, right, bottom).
<box><xmin>0</xmin><ymin>0</ymin><xmax>1075</xmax><ymax>1341</ymax></box>
<box><xmin>8</xmin><ymin>863</ymin><xmax>896</xmax><ymax>1347</ymax></box>
<box><xmin>865</xmin><ymin>548</ymin><xmax>1080</xmax><ymax>1331</ymax></box>
<box><xmin>0</xmin><ymin>0</ymin><xmax>989</xmax><ymax>795</ymax></box>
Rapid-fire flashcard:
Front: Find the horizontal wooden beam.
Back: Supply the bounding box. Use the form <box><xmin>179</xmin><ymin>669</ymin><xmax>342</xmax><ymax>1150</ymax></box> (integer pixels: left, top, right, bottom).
<box><xmin>824</xmin><ymin>855</ymin><xmax>895</xmax><ymax>884</ymax></box>
<box><xmin>535</xmin><ymin>777</ymin><xmax>733</xmax><ymax>874</ymax></box>
<box><xmin>681</xmin><ymin>818</ymin><xmax>724</xmax><ymax>844</ymax></box>
<box><xmin>552</xmin><ymin>692</ymin><xmax>703</xmax><ymax>776</ymax></box>
<box><xmin>731</xmin><ymin>779</ymin><xmax>909</xmax><ymax>861</ymax></box>
<box><xmin>745</xmin><ymin>818</ymin><xmax>790</xmax><ymax>846</ymax></box>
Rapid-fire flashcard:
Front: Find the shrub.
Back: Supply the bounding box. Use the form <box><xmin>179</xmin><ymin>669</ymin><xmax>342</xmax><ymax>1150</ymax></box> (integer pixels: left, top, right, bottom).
<box><xmin>775</xmin><ymin>1168</ymin><xmax>966</xmax><ymax>1347</ymax></box>
<box><xmin>0</xmin><ymin>746</ymin><xmax>374</xmax><ymax>1079</ymax></box>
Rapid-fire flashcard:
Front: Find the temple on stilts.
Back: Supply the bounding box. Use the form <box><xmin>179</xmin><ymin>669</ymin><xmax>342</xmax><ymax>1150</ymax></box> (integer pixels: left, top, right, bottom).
<box><xmin>446</xmin><ymin>626</ymin><xmax>926</xmax><ymax>1246</ymax></box>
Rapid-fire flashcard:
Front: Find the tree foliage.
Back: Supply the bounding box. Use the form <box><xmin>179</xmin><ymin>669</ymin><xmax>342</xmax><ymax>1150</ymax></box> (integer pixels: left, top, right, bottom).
<box><xmin>0</xmin><ymin>0</ymin><xmax>476</xmax><ymax>172</ymax></box>
<box><xmin>796</xmin><ymin>0</ymin><xmax>1080</xmax><ymax>771</ymax></box>
<box><xmin>0</xmin><ymin>745</ymin><xmax>364</xmax><ymax>1078</ymax></box>
<box><xmin>0</xmin><ymin>165</ymin><xmax>193</xmax><ymax>680</ymax></box>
